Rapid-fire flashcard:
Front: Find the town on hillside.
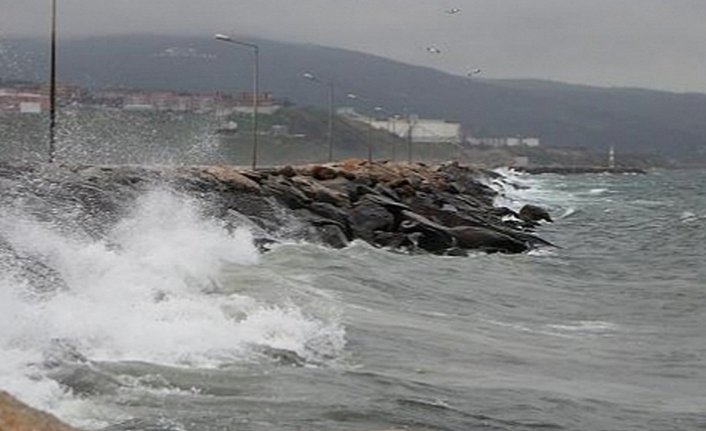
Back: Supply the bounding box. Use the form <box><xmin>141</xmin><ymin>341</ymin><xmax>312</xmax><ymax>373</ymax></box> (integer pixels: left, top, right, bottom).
<box><xmin>0</xmin><ymin>81</ymin><xmax>542</xmax><ymax>152</ymax></box>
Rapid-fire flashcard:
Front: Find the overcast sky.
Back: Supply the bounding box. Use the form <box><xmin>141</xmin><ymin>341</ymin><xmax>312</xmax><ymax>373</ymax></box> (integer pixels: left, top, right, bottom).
<box><xmin>2</xmin><ymin>0</ymin><xmax>705</xmax><ymax>93</ymax></box>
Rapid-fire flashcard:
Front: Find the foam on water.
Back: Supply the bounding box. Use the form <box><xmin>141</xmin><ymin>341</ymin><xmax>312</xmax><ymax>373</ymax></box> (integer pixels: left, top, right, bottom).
<box><xmin>0</xmin><ymin>188</ymin><xmax>345</xmax><ymax>422</ymax></box>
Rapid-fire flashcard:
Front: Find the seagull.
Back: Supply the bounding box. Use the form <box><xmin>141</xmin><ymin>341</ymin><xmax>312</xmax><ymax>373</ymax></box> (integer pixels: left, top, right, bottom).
<box><xmin>426</xmin><ymin>46</ymin><xmax>442</xmax><ymax>54</ymax></box>
<box><xmin>446</xmin><ymin>8</ymin><xmax>461</xmax><ymax>14</ymax></box>
<box><xmin>467</xmin><ymin>68</ymin><xmax>482</xmax><ymax>77</ymax></box>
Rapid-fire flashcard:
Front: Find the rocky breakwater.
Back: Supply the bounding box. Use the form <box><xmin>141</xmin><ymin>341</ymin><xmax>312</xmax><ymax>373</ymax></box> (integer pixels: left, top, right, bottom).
<box><xmin>253</xmin><ymin>160</ymin><xmax>553</xmax><ymax>254</ymax></box>
<box><xmin>0</xmin><ymin>160</ymin><xmax>552</xmax><ymax>257</ymax></box>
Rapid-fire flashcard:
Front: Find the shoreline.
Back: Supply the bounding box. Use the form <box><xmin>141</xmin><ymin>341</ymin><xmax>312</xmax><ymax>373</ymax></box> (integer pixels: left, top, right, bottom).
<box><xmin>0</xmin><ymin>159</ymin><xmax>553</xmax><ymax>256</ymax></box>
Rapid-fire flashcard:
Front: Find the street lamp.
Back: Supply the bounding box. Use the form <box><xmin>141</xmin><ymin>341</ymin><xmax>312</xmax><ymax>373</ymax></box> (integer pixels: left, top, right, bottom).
<box><xmin>214</xmin><ymin>33</ymin><xmax>260</xmax><ymax>170</ymax></box>
<box><xmin>303</xmin><ymin>71</ymin><xmax>335</xmax><ymax>162</ymax></box>
<box><xmin>346</xmin><ymin>93</ymin><xmax>377</xmax><ymax>164</ymax></box>
<box><xmin>48</xmin><ymin>0</ymin><xmax>57</xmax><ymax>163</ymax></box>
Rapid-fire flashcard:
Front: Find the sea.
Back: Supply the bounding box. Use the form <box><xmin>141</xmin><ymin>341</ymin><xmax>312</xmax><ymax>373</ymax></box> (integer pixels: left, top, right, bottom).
<box><xmin>0</xmin><ymin>167</ymin><xmax>704</xmax><ymax>431</ymax></box>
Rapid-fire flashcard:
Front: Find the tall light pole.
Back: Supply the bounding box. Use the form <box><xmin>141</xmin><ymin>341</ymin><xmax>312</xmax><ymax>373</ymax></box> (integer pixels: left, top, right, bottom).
<box><xmin>346</xmin><ymin>93</ymin><xmax>377</xmax><ymax>164</ymax></box>
<box><xmin>303</xmin><ymin>72</ymin><xmax>335</xmax><ymax>162</ymax></box>
<box><xmin>215</xmin><ymin>33</ymin><xmax>260</xmax><ymax>170</ymax></box>
<box><xmin>48</xmin><ymin>0</ymin><xmax>57</xmax><ymax>163</ymax></box>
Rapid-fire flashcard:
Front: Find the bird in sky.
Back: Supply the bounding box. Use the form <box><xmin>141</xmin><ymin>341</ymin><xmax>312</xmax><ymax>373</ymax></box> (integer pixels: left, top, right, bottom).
<box><xmin>467</xmin><ymin>68</ymin><xmax>482</xmax><ymax>77</ymax></box>
<box><xmin>446</xmin><ymin>8</ymin><xmax>461</xmax><ymax>15</ymax></box>
<box><xmin>426</xmin><ymin>46</ymin><xmax>442</xmax><ymax>54</ymax></box>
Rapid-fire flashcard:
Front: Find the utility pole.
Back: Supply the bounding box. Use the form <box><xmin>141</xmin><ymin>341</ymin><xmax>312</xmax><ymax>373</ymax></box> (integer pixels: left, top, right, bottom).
<box><xmin>327</xmin><ymin>80</ymin><xmax>334</xmax><ymax>162</ymax></box>
<box><xmin>215</xmin><ymin>34</ymin><xmax>260</xmax><ymax>170</ymax></box>
<box><xmin>407</xmin><ymin>114</ymin><xmax>414</xmax><ymax>163</ymax></box>
<box><xmin>48</xmin><ymin>0</ymin><xmax>57</xmax><ymax>163</ymax></box>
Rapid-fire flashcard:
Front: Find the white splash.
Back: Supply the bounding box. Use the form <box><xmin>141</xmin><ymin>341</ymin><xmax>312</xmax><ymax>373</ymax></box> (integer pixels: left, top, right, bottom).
<box><xmin>0</xmin><ymin>188</ymin><xmax>345</xmax><ymax>423</ymax></box>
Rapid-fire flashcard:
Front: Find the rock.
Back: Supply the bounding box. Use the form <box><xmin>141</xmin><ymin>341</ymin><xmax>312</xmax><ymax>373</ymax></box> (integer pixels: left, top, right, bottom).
<box><xmin>400</xmin><ymin>210</ymin><xmax>455</xmax><ymax>253</ymax></box>
<box><xmin>0</xmin><ymin>391</ymin><xmax>80</xmax><ymax>431</ymax></box>
<box><xmin>309</xmin><ymin>202</ymin><xmax>353</xmax><ymax>236</ymax></box>
<box><xmin>310</xmin><ymin>165</ymin><xmax>338</xmax><ymax>181</ymax></box>
<box><xmin>350</xmin><ymin>200</ymin><xmax>395</xmax><ymax>241</ymax></box>
<box><xmin>363</xmin><ymin>194</ymin><xmax>410</xmax><ymax>214</ymax></box>
<box><xmin>373</xmin><ymin>183</ymin><xmax>401</xmax><ymax>201</ymax></box>
<box><xmin>277</xmin><ymin>165</ymin><xmax>297</xmax><ymax>178</ymax></box>
<box><xmin>519</xmin><ymin>204</ymin><xmax>553</xmax><ymax>223</ymax></box>
<box><xmin>290</xmin><ymin>176</ymin><xmax>347</xmax><ymax>207</ymax></box>
<box><xmin>262</xmin><ymin>177</ymin><xmax>311</xmax><ymax>209</ymax></box>
<box><xmin>318</xmin><ymin>224</ymin><xmax>350</xmax><ymax>249</ymax></box>
<box><xmin>372</xmin><ymin>231</ymin><xmax>414</xmax><ymax>249</ymax></box>
<box><xmin>202</xmin><ymin>166</ymin><xmax>262</xmax><ymax>192</ymax></box>
<box><xmin>448</xmin><ymin>226</ymin><xmax>528</xmax><ymax>253</ymax></box>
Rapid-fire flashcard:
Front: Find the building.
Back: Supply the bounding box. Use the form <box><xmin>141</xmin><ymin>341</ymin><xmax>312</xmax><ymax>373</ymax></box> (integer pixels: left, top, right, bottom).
<box><xmin>0</xmin><ymin>88</ymin><xmax>49</xmax><ymax>114</ymax></box>
<box><xmin>468</xmin><ymin>136</ymin><xmax>541</xmax><ymax>147</ymax></box>
<box><xmin>338</xmin><ymin>108</ymin><xmax>464</xmax><ymax>144</ymax></box>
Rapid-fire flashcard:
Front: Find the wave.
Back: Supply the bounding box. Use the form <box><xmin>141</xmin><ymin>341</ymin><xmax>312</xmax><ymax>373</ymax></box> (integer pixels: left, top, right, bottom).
<box><xmin>0</xmin><ymin>188</ymin><xmax>345</xmax><ymax>424</ymax></box>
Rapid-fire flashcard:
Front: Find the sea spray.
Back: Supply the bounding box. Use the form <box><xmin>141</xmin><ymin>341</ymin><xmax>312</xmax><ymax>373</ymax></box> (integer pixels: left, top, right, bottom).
<box><xmin>0</xmin><ymin>187</ymin><xmax>345</xmax><ymax>426</ymax></box>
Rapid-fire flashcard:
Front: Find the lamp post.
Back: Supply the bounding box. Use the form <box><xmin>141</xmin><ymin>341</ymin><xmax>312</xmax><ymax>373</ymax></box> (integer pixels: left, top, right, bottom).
<box><xmin>215</xmin><ymin>33</ymin><xmax>260</xmax><ymax>170</ymax></box>
<box><xmin>48</xmin><ymin>0</ymin><xmax>57</xmax><ymax>163</ymax></box>
<box><xmin>346</xmin><ymin>93</ymin><xmax>377</xmax><ymax>164</ymax></box>
<box><xmin>303</xmin><ymin>72</ymin><xmax>335</xmax><ymax>162</ymax></box>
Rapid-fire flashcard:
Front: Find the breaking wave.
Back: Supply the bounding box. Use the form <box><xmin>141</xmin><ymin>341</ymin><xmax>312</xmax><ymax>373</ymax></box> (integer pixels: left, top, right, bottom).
<box><xmin>0</xmin><ymin>188</ymin><xmax>345</xmax><ymax>422</ymax></box>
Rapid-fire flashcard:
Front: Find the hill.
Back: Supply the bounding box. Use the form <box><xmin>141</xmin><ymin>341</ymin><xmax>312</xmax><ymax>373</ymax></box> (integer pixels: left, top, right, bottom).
<box><xmin>2</xmin><ymin>34</ymin><xmax>706</xmax><ymax>162</ymax></box>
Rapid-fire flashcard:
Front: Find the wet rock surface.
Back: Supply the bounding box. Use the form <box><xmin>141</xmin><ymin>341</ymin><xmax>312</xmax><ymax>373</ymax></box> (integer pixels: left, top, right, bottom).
<box><xmin>0</xmin><ymin>160</ymin><xmax>553</xmax><ymax>255</ymax></box>
<box><xmin>0</xmin><ymin>391</ymin><xmax>81</xmax><ymax>431</ymax></box>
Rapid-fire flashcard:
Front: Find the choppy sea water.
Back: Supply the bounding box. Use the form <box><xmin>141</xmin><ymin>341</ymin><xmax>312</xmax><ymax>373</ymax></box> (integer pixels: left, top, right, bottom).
<box><xmin>1</xmin><ymin>169</ymin><xmax>705</xmax><ymax>431</ymax></box>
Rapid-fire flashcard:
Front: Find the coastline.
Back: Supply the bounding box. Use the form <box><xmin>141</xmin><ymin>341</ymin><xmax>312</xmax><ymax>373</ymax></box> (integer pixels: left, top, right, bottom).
<box><xmin>0</xmin><ymin>159</ymin><xmax>552</xmax><ymax>257</ymax></box>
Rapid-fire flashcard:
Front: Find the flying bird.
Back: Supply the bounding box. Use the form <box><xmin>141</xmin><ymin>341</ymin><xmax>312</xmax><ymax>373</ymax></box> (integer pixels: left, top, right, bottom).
<box><xmin>446</xmin><ymin>8</ymin><xmax>461</xmax><ymax>15</ymax></box>
<box><xmin>426</xmin><ymin>46</ymin><xmax>442</xmax><ymax>54</ymax></box>
<box><xmin>467</xmin><ymin>68</ymin><xmax>482</xmax><ymax>77</ymax></box>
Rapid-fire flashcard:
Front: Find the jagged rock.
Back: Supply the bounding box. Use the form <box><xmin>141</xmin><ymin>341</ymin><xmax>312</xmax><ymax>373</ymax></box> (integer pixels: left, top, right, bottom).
<box><xmin>447</xmin><ymin>226</ymin><xmax>528</xmax><ymax>253</ymax></box>
<box><xmin>350</xmin><ymin>200</ymin><xmax>395</xmax><ymax>241</ymax></box>
<box><xmin>318</xmin><ymin>224</ymin><xmax>350</xmax><ymax>249</ymax></box>
<box><xmin>363</xmin><ymin>194</ymin><xmax>410</xmax><ymax>214</ymax></box>
<box><xmin>310</xmin><ymin>165</ymin><xmax>338</xmax><ymax>181</ymax></box>
<box><xmin>309</xmin><ymin>202</ymin><xmax>353</xmax><ymax>236</ymax></box>
<box><xmin>290</xmin><ymin>176</ymin><xmax>347</xmax><ymax>207</ymax></box>
<box><xmin>0</xmin><ymin>391</ymin><xmax>80</xmax><ymax>431</ymax></box>
<box><xmin>372</xmin><ymin>231</ymin><xmax>414</xmax><ymax>249</ymax></box>
<box><xmin>277</xmin><ymin>165</ymin><xmax>297</xmax><ymax>178</ymax></box>
<box><xmin>400</xmin><ymin>210</ymin><xmax>455</xmax><ymax>253</ymax></box>
<box><xmin>262</xmin><ymin>177</ymin><xmax>312</xmax><ymax>209</ymax></box>
<box><xmin>519</xmin><ymin>204</ymin><xmax>553</xmax><ymax>223</ymax></box>
<box><xmin>373</xmin><ymin>183</ymin><xmax>401</xmax><ymax>201</ymax></box>
<box><xmin>202</xmin><ymin>166</ymin><xmax>261</xmax><ymax>192</ymax></box>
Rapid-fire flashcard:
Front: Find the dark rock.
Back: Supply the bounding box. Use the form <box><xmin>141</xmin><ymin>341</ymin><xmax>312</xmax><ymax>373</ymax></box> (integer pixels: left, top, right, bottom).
<box><xmin>363</xmin><ymin>194</ymin><xmax>410</xmax><ymax>213</ymax></box>
<box><xmin>318</xmin><ymin>224</ymin><xmax>350</xmax><ymax>249</ymax></box>
<box><xmin>310</xmin><ymin>165</ymin><xmax>338</xmax><ymax>181</ymax></box>
<box><xmin>256</xmin><ymin>346</ymin><xmax>307</xmax><ymax>367</ymax></box>
<box><xmin>400</xmin><ymin>210</ymin><xmax>455</xmax><ymax>253</ymax></box>
<box><xmin>309</xmin><ymin>202</ymin><xmax>353</xmax><ymax>236</ymax></box>
<box><xmin>350</xmin><ymin>200</ymin><xmax>395</xmax><ymax>240</ymax></box>
<box><xmin>372</xmin><ymin>231</ymin><xmax>414</xmax><ymax>249</ymax></box>
<box><xmin>262</xmin><ymin>177</ymin><xmax>311</xmax><ymax>209</ymax></box>
<box><xmin>374</xmin><ymin>183</ymin><xmax>401</xmax><ymax>201</ymax></box>
<box><xmin>448</xmin><ymin>226</ymin><xmax>528</xmax><ymax>253</ymax></box>
<box><xmin>278</xmin><ymin>165</ymin><xmax>297</xmax><ymax>178</ymax></box>
<box><xmin>519</xmin><ymin>204</ymin><xmax>553</xmax><ymax>223</ymax></box>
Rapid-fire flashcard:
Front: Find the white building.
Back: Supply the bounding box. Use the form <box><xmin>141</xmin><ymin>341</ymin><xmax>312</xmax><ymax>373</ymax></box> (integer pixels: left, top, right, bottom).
<box><xmin>468</xmin><ymin>136</ymin><xmax>541</xmax><ymax>147</ymax></box>
<box><xmin>338</xmin><ymin>108</ymin><xmax>463</xmax><ymax>144</ymax></box>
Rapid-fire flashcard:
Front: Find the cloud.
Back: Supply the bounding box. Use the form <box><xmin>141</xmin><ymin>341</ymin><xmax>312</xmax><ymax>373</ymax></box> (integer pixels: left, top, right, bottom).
<box><xmin>1</xmin><ymin>0</ymin><xmax>705</xmax><ymax>93</ymax></box>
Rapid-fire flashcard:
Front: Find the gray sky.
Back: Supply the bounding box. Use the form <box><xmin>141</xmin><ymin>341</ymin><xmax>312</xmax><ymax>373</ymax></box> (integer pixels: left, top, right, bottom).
<box><xmin>2</xmin><ymin>0</ymin><xmax>705</xmax><ymax>93</ymax></box>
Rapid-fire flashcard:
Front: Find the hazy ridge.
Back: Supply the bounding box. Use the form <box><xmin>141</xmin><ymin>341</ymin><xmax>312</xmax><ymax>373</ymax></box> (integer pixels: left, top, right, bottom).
<box><xmin>2</xmin><ymin>34</ymin><xmax>706</xmax><ymax>161</ymax></box>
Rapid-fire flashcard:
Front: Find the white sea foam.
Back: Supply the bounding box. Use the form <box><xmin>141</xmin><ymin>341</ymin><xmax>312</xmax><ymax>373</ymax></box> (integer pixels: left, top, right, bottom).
<box><xmin>0</xmin><ymin>188</ymin><xmax>345</xmax><ymax>424</ymax></box>
<box><xmin>588</xmin><ymin>188</ymin><xmax>609</xmax><ymax>195</ymax></box>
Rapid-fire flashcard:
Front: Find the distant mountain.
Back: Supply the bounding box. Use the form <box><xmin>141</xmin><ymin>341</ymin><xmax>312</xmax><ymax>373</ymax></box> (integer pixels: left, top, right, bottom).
<box><xmin>2</xmin><ymin>34</ymin><xmax>705</xmax><ymax>161</ymax></box>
